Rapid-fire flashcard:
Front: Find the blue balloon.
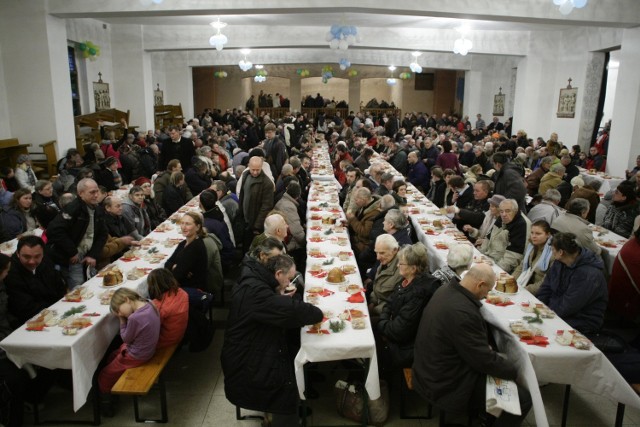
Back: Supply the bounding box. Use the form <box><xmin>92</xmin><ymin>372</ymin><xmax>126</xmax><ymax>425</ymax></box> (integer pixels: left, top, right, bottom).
<box><xmin>330</xmin><ymin>25</ymin><xmax>340</xmax><ymax>36</ymax></box>
<box><xmin>349</xmin><ymin>26</ymin><xmax>357</xmax><ymax>35</ymax></box>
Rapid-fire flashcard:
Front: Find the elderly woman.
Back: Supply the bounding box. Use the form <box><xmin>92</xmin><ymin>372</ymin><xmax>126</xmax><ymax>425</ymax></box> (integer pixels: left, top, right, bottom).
<box><xmin>551</xmin><ymin>198</ymin><xmax>601</xmax><ymax>256</ymax></box>
<box><xmin>366</xmin><ymin>234</ymin><xmax>403</xmax><ymax>316</ymax></box>
<box><xmin>391</xmin><ymin>180</ymin><xmax>408</xmax><ymax>206</ymax></box>
<box><xmin>464</xmin><ymin>194</ymin><xmax>504</xmax><ymax>245</ymax></box>
<box><xmin>512</xmin><ymin>220</ymin><xmax>553</xmax><ymax>295</ymax></box>
<box><xmin>480</xmin><ymin>198</ymin><xmax>528</xmax><ymax>273</ymax></box>
<box><xmin>346</xmin><ymin>187</ymin><xmax>381</xmax><ymax>254</ymax></box>
<box><xmin>432</xmin><ymin>242</ymin><xmax>473</xmax><ymax>286</ymax></box>
<box><xmin>377</xmin><ymin>243</ymin><xmax>440</xmax><ymax>368</ymax></box>
<box><xmin>14</xmin><ymin>154</ymin><xmax>38</xmax><ymax>192</ymax></box>
<box><xmin>537</xmin><ymin>232</ymin><xmax>607</xmax><ymax>335</ymax></box>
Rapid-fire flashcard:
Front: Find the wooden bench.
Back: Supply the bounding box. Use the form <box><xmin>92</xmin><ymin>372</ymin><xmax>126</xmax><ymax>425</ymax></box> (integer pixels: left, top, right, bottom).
<box><xmin>111</xmin><ymin>343</ymin><xmax>179</xmax><ymax>423</ymax></box>
<box><xmin>29</xmin><ymin>140</ymin><xmax>58</xmax><ymax>178</ymax></box>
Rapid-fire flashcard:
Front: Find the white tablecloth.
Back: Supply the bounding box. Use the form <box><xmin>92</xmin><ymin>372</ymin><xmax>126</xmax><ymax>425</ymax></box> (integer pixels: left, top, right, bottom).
<box><xmin>294</xmin><ymin>146</ymin><xmax>380</xmax><ymax>401</ymax></box>
<box><xmin>0</xmin><ymin>198</ymin><xmax>201</xmax><ymax>411</ymax></box>
<box><xmin>579</xmin><ymin>170</ymin><xmax>625</xmax><ymax>195</ymax></box>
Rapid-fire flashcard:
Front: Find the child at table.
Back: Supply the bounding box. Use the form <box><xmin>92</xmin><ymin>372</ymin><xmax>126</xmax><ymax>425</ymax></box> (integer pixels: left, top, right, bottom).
<box><xmin>97</xmin><ymin>288</ymin><xmax>160</xmax><ymax>396</ymax></box>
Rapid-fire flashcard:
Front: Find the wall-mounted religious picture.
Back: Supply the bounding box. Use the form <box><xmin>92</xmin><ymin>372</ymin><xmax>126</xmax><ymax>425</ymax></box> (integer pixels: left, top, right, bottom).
<box><xmin>493</xmin><ymin>87</ymin><xmax>505</xmax><ymax>116</ymax></box>
<box><xmin>154</xmin><ymin>83</ymin><xmax>164</xmax><ymax>106</ymax></box>
<box><xmin>557</xmin><ymin>78</ymin><xmax>578</xmax><ymax>118</ymax></box>
<box><xmin>93</xmin><ymin>72</ymin><xmax>110</xmax><ymax>111</ymax></box>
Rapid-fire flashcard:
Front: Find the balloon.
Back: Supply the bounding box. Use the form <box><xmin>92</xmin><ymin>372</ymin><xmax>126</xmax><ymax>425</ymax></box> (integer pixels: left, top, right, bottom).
<box><xmin>338</xmin><ymin>39</ymin><xmax>348</xmax><ymax>50</ymax></box>
<box><xmin>83</xmin><ymin>51</ymin><xmax>90</xmax><ymax>58</ymax></box>
<box><xmin>296</xmin><ymin>69</ymin><xmax>302</xmax><ymax>75</ymax></box>
<box><xmin>330</xmin><ymin>25</ymin><xmax>340</xmax><ymax>36</ymax></box>
<box><xmin>330</xmin><ymin>39</ymin><xmax>339</xmax><ymax>49</ymax></box>
<box><xmin>322</xmin><ymin>77</ymin><xmax>328</xmax><ymax>84</ymax></box>
<box><xmin>88</xmin><ymin>47</ymin><xmax>97</xmax><ymax>55</ymax></box>
<box><xmin>340</xmin><ymin>65</ymin><xmax>346</xmax><ymax>71</ymax></box>
<box><xmin>553</xmin><ymin>0</ymin><xmax>564</xmax><ymax>4</ymax></box>
<box><xmin>572</xmin><ymin>0</ymin><xmax>587</xmax><ymax>7</ymax></box>
<box><xmin>325</xmin><ymin>31</ymin><xmax>334</xmax><ymax>42</ymax></box>
<box><xmin>346</xmin><ymin>34</ymin><xmax>356</xmax><ymax>45</ymax></box>
<box><xmin>78</xmin><ymin>43</ymin><xmax>87</xmax><ymax>51</ymax></box>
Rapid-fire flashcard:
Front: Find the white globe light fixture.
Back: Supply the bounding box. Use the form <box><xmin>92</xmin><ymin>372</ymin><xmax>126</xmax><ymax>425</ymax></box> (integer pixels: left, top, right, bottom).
<box><xmin>209</xmin><ymin>18</ymin><xmax>228</xmax><ymax>51</ymax></box>
<box><xmin>409</xmin><ymin>51</ymin><xmax>423</xmax><ymax>73</ymax></box>
<box><xmin>453</xmin><ymin>27</ymin><xmax>473</xmax><ymax>56</ymax></box>
<box><xmin>238</xmin><ymin>48</ymin><xmax>253</xmax><ymax>71</ymax></box>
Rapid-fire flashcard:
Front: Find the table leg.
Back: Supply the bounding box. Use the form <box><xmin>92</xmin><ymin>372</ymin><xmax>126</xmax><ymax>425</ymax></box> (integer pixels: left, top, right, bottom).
<box><xmin>561</xmin><ymin>384</ymin><xmax>571</xmax><ymax>427</ymax></box>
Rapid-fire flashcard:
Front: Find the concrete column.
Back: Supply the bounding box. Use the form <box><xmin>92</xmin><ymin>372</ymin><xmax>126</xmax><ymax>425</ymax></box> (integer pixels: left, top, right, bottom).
<box><xmin>348</xmin><ymin>77</ymin><xmax>361</xmax><ymax>112</ymax></box>
<box><xmin>290</xmin><ymin>77</ymin><xmax>301</xmax><ymax>113</ymax></box>
<box><xmin>0</xmin><ymin>1</ymin><xmax>75</xmax><ymax>155</ymax></box>
<box><xmin>608</xmin><ymin>27</ymin><xmax>640</xmax><ymax>173</ymax></box>
<box><xmin>111</xmin><ymin>25</ymin><xmax>154</xmax><ymax>131</ymax></box>
<box><xmin>390</xmin><ymin>80</ymin><xmax>403</xmax><ymax>109</ymax></box>
<box><xmin>240</xmin><ymin>77</ymin><xmax>252</xmax><ymax>111</ymax></box>
<box><xmin>512</xmin><ymin>55</ymin><xmax>555</xmax><ymax>142</ymax></box>
<box><xmin>463</xmin><ymin>70</ymin><xmax>482</xmax><ymax>119</ymax></box>
<box><xmin>164</xmin><ymin>56</ymin><xmax>194</xmax><ymax>122</ymax></box>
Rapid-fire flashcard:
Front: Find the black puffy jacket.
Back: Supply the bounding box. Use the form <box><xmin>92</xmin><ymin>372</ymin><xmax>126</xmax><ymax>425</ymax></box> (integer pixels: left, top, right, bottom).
<box><xmin>221</xmin><ymin>257</ymin><xmax>322</xmax><ymax>414</ymax></box>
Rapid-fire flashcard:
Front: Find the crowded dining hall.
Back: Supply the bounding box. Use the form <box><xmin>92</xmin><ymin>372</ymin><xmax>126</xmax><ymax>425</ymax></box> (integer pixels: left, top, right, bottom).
<box><xmin>1</xmin><ymin>1</ymin><xmax>640</xmax><ymax>426</ymax></box>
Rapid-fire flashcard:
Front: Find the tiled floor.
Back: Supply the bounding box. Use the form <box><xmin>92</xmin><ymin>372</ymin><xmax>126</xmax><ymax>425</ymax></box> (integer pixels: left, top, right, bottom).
<box><xmin>24</xmin><ymin>286</ymin><xmax>640</xmax><ymax>427</ymax></box>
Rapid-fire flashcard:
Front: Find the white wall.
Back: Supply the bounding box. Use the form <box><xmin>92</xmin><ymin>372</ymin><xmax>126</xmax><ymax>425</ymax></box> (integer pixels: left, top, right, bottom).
<box><xmin>66</xmin><ymin>18</ymin><xmax>114</xmax><ymax>114</ymax></box>
<box><xmin>601</xmin><ymin>50</ymin><xmax>620</xmax><ymax>128</ymax></box>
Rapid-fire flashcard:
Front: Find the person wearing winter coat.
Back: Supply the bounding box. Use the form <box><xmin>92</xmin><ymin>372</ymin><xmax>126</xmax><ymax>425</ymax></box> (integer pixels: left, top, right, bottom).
<box><xmin>274</xmin><ymin>182</ymin><xmax>305</xmax><ymax>252</ymax></box>
<box><xmin>368</xmin><ymin>234</ymin><xmax>404</xmax><ymax>316</ymax></box>
<box><xmin>407</xmin><ymin>151</ymin><xmax>429</xmax><ymax>193</ymax></box>
<box><xmin>480</xmin><ymin>199</ymin><xmax>528</xmax><ymax>273</ymax></box>
<box><xmin>537</xmin><ymin>232</ymin><xmax>608</xmax><ymax>335</ymax></box>
<box><xmin>492</xmin><ymin>152</ymin><xmax>527</xmax><ymax>212</ymax></box>
<box><xmin>602</xmin><ymin>181</ymin><xmax>640</xmax><ymax>238</ymax></box>
<box><xmin>133</xmin><ymin>177</ymin><xmax>166</xmax><ymax>230</ymax></box>
<box><xmin>512</xmin><ymin>220</ymin><xmax>554</xmax><ymax>295</ymax></box>
<box><xmin>221</xmin><ymin>254</ymin><xmax>322</xmax><ymax>425</ymax></box>
<box><xmin>121</xmin><ymin>186</ymin><xmax>151</xmax><ymax>238</ymax></box>
<box><xmin>377</xmin><ymin>243</ymin><xmax>441</xmax><ymax>368</ymax></box>
<box><xmin>346</xmin><ymin>188</ymin><xmax>381</xmax><ymax>254</ymax></box>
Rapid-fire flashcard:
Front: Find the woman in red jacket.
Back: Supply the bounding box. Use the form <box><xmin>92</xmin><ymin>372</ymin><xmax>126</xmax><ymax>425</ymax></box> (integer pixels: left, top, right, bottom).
<box><xmin>147</xmin><ymin>268</ymin><xmax>189</xmax><ymax>348</ymax></box>
<box><xmin>608</xmin><ymin>227</ymin><xmax>640</xmax><ymax>322</ymax></box>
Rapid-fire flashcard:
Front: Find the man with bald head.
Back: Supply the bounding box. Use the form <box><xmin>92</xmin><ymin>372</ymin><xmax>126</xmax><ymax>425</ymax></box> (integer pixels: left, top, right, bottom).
<box><xmin>249</xmin><ymin>213</ymin><xmax>288</xmax><ymax>253</ymax></box>
<box><xmin>46</xmin><ymin>178</ymin><xmax>108</xmax><ymax>288</ymax></box>
<box><xmin>238</xmin><ymin>156</ymin><xmax>275</xmax><ymax>249</ymax></box>
<box><xmin>413</xmin><ymin>264</ymin><xmax>531</xmax><ymax>426</ymax></box>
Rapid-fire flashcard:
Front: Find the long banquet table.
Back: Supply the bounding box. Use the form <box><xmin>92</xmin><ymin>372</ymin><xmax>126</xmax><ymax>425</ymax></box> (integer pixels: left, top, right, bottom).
<box><xmin>0</xmin><ymin>197</ymin><xmax>201</xmax><ymax>412</ymax></box>
<box><xmin>294</xmin><ymin>142</ymin><xmax>381</xmax><ymax>403</ymax></box>
<box><xmin>367</xmin><ymin>154</ymin><xmax>640</xmax><ymax>427</ymax></box>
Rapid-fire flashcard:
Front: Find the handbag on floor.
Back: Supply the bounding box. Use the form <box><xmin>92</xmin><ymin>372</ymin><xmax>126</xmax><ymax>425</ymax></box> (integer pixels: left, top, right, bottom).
<box><xmin>334</xmin><ymin>379</ymin><xmax>389</xmax><ymax>426</ymax></box>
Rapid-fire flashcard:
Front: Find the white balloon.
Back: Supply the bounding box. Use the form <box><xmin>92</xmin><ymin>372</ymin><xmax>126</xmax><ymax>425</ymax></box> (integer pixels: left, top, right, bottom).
<box><xmin>416</xmin><ymin>65</ymin><xmax>423</xmax><ymax>73</ymax></box>
<box><xmin>151</xmin><ymin>0</ymin><xmax>163</xmax><ymax>3</ymax></box>
<box><xmin>330</xmin><ymin>39</ymin><xmax>339</xmax><ymax>49</ymax></box>
<box><xmin>339</xmin><ymin>39</ymin><xmax>348</xmax><ymax>50</ymax></box>
<box><xmin>559</xmin><ymin>0</ymin><xmax>574</xmax><ymax>14</ymax></box>
<box><xmin>463</xmin><ymin>39</ymin><xmax>473</xmax><ymax>50</ymax></box>
<box><xmin>215</xmin><ymin>43</ymin><xmax>223</xmax><ymax>51</ymax></box>
<box><xmin>340</xmin><ymin>65</ymin><xmax>346</xmax><ymax>70</ymax></box>
<box><xmin>572</xmin><ymin>0</ymin><xmax>588</xmax><ymax>7</ymax></box>
<box><xmin>346</xmin><ymin>35</ymin><xmax>356</xmax><ymax>45</ymax></box>
<box><xmin>356</xmin><ymin>34</ymin><xmax>362</xmax><ymax>43</ymax></box>
<box><xmin>325</xmin><ymin>31</ymin><xmax>334</xmax><ymax>42</ymax></box>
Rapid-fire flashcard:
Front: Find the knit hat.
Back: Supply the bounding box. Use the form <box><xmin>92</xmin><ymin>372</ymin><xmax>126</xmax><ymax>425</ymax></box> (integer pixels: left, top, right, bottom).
<box><xmin>488</xmin><ymin>194</ymin><xmax>506</xmax><ymax>207</ymax></box>
<box><xmin>133</xmin><ymin>177</ymin><xmax>151</xmax><ymax>187</ymax></box>
<box><xmin>16</xmin><ymin>154</ymin><xmax>29</xmax><ymax>164</ymax></box>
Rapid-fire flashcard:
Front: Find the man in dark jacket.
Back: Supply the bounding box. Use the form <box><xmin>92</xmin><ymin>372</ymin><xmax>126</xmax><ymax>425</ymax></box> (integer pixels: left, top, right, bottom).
<box><xmin>407</xmin><ymin>151</ymin><xmax>429</xmax><ymax>193</ymax></box>
<box><xmin>413</xmin><ymin>264</ymin><xmax>531</xmax><ymax>426</ymax></box>
<box><xmin>46</xmin><ymin>178</ymin><xmax>108</xmax><ymax>288</ymax></box>
<box><xmin>239</xmin><ymin>157</ymin><xmax>275</xmax><ymax>250</ymax></box>
<box><xmin>263</xmin><ymin>123</ymin><xmax>288</xmax><ymax>178</ymax></box>
<box><xmin>221</xmin><ymin>254</ymin><xmax>322</xmax><ymax>425</ymax></box>
<box><xmin>492</xmin><ymin>152</ymin><xmax>527</xmax><ymax>212</ymax></box>
<box><xmin>451</xmin><ymin>180</ymin><xmax>491</xmax><ymax>230</ymax></box>
<box><xmin>6</xmin><ymin>236</ymin><xmax>66</xmax><ymax>328</ymax></box>
<box><xmin>161</xmin><ymin>126</ymin><xmax>195</xmax><ymax>171</ymax></box>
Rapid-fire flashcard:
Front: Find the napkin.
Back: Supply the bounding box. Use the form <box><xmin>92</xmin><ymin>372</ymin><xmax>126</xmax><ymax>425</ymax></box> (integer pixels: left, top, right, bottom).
<box><xmin>306</xmin><ymin>329</ymin><xmax>330</xmax><ymax>335</ymax></box>
<box><xmin>486</xmin><ymin>300</ymin><xmax>514</xmax><ymax>307</ymax></box>
<box><xmin>347</xmin><ymin>293</ymin><xmax>365</xmax><ymax>303</ymax></box>
<box><xmin>310</xmin><ymin>271</ymin><xmax>328</xmax><ymax>278</ymax></box>
<box><xmin>520</xmin><ymin>336</ymin><xmax>549</xmax><ymax>347</ymax></box>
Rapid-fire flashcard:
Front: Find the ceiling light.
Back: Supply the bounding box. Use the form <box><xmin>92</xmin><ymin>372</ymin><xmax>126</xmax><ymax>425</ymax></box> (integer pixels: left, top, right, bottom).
<box><xmin>209</xmin><ymin>18</ymin><xmax>228</xmax><ymax>51</ymax></box>
<box><xmin>411</xmin><ymin>51</ymin><xmax>422</xmax><ymax>58</ymax></box>
<box><xmin>453</xmin><ymin>27</ymin><xmax>473</xmax><ymax>56</ymax></box>
<box><xmin>388</xmin><ymin>65</ymin><xmax>396</xmax><ymax>72</ymax></box>
<box><xmin>240</xmin><ymin>48</ymin><xmax>251</xmax><ymax>55</ymax></box>
<box><xmin>386</xmin><ymin>78</ymin><xmax>397</xmax><ymax>86</ymax></box>
<box><xmin>553</xmin><ymin>0</ymin><xmax>588</xmax><ymax>15</ymax></box>
<box><xmin>238</xmin><ymin>49</ymin><xmax>253</xmax><ymax>71</ymax></box>
<box><xmin>255</xmin><ymin>64</ymin><xmax>264</xmax><ymax>69</ymax></box>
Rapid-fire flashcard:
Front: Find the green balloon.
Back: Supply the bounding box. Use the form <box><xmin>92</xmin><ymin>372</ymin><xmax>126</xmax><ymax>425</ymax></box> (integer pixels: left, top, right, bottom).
<box><xmin>88</xmin><ymin>47</ymin><xmax>97</xmax><ymax>55</ymax></box>
<box><xmin>78</xmin><ymin>43</ymin><xmax>87</xmax><ymax>51</ymax></box>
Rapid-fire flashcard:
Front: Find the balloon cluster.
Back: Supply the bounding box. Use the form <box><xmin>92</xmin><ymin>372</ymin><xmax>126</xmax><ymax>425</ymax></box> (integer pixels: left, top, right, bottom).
<box><xmin>453</xmin><ymin>37</ymin><xmax>472</xmax><ymax>56</ymax></box>
<box><xmin>213</xmin><ymin>71</ymin><xmax>228</xmax><ymax>78</ymax></box>
<box><xmin>296</xmin><ymin>69</ymin><xmax>310</xmax><ymax>77</ymax></box>
<box><xmin>325</xmin><ymin>25</ymin><xmax>361</xmax><ymax>50</ymax></box>
<box><xmin>78</xmin><ymin>41</ymin><xmax>100</xmax><ymax>61</ymax></box>
<box><xmin>399</xmin><ymin>72</ymin><xmax>411</xmax><ymax>80</ymax></box>
<box><xmin>254</xmin><ymin>69</ymin><xmax>267</xmax><ymax>82</ymax></box>
<box><xmin>338</xmin><ymin>58</ymin><xmax>351</xmax><ymax>71</ymax></box>
<box><xmin>554</xmin><ymin>0</ymin><xmax>587</xmax><ymax>15</ymax></box>
<box><xmin>386</xmin><ymin>78</ymin><xmax>397</xmax><ymax>86</ymax></box>
<box><xmin>321</xmin><ymin>65</ymin><xmax>334</xmax><ymax>84</ymax></box>
<box><xmin>347</xmin><ymin>69</ymin><xmax>358</xmax><ymax>78</ymax></box>
<box><xmin>409</xmin><ymin>62</ymin><xmax>423</xmax><ymax>73</ymax></box>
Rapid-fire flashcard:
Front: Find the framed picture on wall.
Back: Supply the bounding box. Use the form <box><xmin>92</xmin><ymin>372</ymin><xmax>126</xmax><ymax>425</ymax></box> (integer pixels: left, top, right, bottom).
<box><xmin>493</xmin><ymin>88</ymin><xmax>505</xmax><ymax>116</ymax></box>
<box><xmin>154</xmin><ymin>84</ymin><xmax>164</xmax><ymax>106</ymax></box>
<box><xmin>93</xmin><ymin>77</ymin><xmax>110</xmax><ymax>111</ymax></box>
<box><xmin>557</xmin><ymin>79</ymin><xmax>577</xmax><ymax>118</ymax></box>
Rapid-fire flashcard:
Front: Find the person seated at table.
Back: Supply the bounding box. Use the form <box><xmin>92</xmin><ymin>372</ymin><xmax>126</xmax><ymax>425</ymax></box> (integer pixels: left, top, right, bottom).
<box><xmin>446</xmin><ymin>175</ymin><xmax>474</xmax><ymax>211</ymax></box>
<box><xmin>345</xmin><ymin>177</ymin><xmax>374</xmax><ymax>214</ymax></box>
<box><xmin>391</xmin><ymin>180</ymin><xmax>408</xmax><ymax>206</ymax></box>
<box><xmin>537</xmin><ymin>232</ymin><xmax>608</xmax><ymax>335</ymax></box>
<box><xmin>122</xmin><ymin>186</ymin><xmax>151</xmax><ymax>238</ymax></box>
<box><xmin>5</xmin><ymin>236</ymin><xmax>66</xmax><ymax>328</ymax></box>
<box><xmin>1</xmin><ymin>189</ymin><xmax>38</xmax><ymax>240</ymax></box>
<box><xmin>249</xmin><ymin>213</ymin><xmax>289</xmax><ymax>254</ymax></box>
<box><xmin>346</xmin><ymin>187</ymin><xmax>381</xmax><ymax>254</ymax></box>
<box><xmin>538</xmin><ymin>164</ymin><xmax>565</xmax><ymax>196</ymax></box>
<box><xmin>448</xmin><ymin>180</ymin><xmax>491</xmax><ymax>231</ymax></box>
<box><xmin>274</xmin><ymin>182</ymin><xmax>305</xmax><ymax>252</ymax></box>
<box><xmin>133</xmin><ymin>176</ymin><xmax>166</xmax><ymax>230</ymax></box>
<box><xmin>104</xmin><ymin>196</ymin><xmax>142</xmax><ymax>240</ymax></box>
<box><xmin>165</xmin><ymin>211</ymin><xmax>214</xmax><ymax>310</ymax></box>
<box><xmin>199</xmin><ymin>190</ymin><xmax>235</xmax><ymax>269</ymax></box>
<box><xmin>566</xmin><ymin>178</ymin><xmax>601</xmax><ymax>224</ymax></box>
<box><xmin>527</xmin><ymin>189</ymin><xmax>562</xmax><ymax>225</ymax></box>
<box><xmin>585</xmin><ymin>146</ymin><xmax>605</xmax><ymax>172</ymax></box>
<box><xmin>153</xmin><ymin>159</ymin><xmax>192</xmax><ymax>209</ymax></box>
<box><xmin>525</xmin><ymin>156</ymin><xmax>553</xmax><ymax>196</ymax></box>
<box><xmin>32</xmin><ymin>182</ymin><xmax>60</xmax><ymax>233</ymax></box>
<box><xmin>426</xmin><ymin>166</ymin><xmax>446</xmax><ymax>207</ymax></box>
<box><xmin>221</xmin><ymin>254</ymin><xmax>322</xmax><ymax>427</ymax></box>
<box><xmin>407</xmin><ymin>150</ymin><xmax>429</xmax><ymax>193</ymax></box>
<box><xmin>162</xmin><ymin>171</ymin><xmax>189</xmax><ymax>216</ymax></box>
<box><xmin>552</xmin><ymin>198</ymin><xmax>601</xmax><ymax>256</ymax></box>
<box><xmin>512</xmin><ymin>220</ymin><xmax>553</xmax><ymax>295</ymax></box>
<box><xmin>432</xmin><ymin>242</ymin><xmax>473</xmax><ymax>286</ymax></box>
<box><xmin>602</xmin><ymin>181</ymin><xmax>640</xmax><ymax>238</ymax></box>
<box><xmin>463</xmin><ymin>194</ymin><xmax>504</xmax><ymax>245</ymax></box>
<box><xmin>185</xmin><ymin>159</ymin><xmax>214</xmax><ymax>196</ymax></box>
<box><xmin>479</xmin><ymin>199</ymin><xmax>528</xmax><ymax>273</ymax></box>
<box><xmin>366</xmin><ymin>234</ymin><xmax>403</xmax><ymax>316</ymax></box>
<box><xmin>412</xmin><ymin>264</ymin><xmax>532</xmax><ymax>427</ymax></box>
<box><xmin>377</xmin><ymin>243</ymin><xmax>440</xmax><ymax>371</ymax></box>
<box><xmin>94</xmin><ymin>157</ymin><xmax>122</xmax><ymax>192</ymax></box>
<box><xmin>146</xmin><ymin>268</ymin><xmax>189</xmax><ymax>349</ymax></box>
<box><xmin>14</xmin><ymin>155</ymin><xmax>38</xmax><ymax>193</ymax></box>
<box><xmin>98</xmin><ymin>288</ymin><xmax>161</xmax><ymax>409</ymax></box>
<box><xmin>608</xmin><ymin>227</ymin><xmax>640</xmax><ymax>322</ymax></box>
